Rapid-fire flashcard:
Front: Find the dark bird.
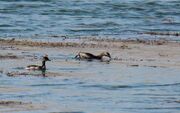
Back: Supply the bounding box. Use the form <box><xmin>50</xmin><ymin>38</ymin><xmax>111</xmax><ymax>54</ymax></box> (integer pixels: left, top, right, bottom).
<box><xmin>26</xmin><ymin>55</ymin><xmax>51</xmax><ymax>70</ymax></box>
<box><xmin>75</xmin><ymin>52</ymin><xmax>111</xmax><ymax>61</ymax></box>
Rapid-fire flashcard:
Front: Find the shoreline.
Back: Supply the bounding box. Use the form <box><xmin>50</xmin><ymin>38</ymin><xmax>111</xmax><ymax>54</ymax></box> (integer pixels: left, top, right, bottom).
<box><xmin>0</xmin><ymin>37</ymin><xmax>178</xmax><ymax>48</ymax></box>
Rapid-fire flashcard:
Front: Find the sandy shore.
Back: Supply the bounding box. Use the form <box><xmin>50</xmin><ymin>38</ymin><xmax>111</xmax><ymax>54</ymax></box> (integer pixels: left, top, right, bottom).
<box><xmin>1</xmin><ymin>38</ymin><xmax>180</xmax><ymax>76</ymax></box>
<box><xmin>1</xmin><ymin>38</ymin><xmax>180</xmax><ymax>70</ymax></box>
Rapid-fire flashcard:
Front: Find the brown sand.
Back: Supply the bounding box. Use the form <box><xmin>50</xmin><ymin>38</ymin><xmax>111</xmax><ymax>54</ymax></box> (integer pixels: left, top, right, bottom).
<box><xmin>0</xmin><ymin>100</ymin><xmax>46</xmax><ymax>113</ymax></box>
<box><xmin>1</xmin><ymin>38</ymin><xmax>180</xmax><ymax>74</ymax></box>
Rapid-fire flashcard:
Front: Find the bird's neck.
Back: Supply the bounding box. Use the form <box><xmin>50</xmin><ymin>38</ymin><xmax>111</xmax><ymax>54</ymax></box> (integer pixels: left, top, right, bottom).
<box><xmin>42</xmin><ymin>61</ymin><xmax>46</xmax><ymax>69</ymax></box>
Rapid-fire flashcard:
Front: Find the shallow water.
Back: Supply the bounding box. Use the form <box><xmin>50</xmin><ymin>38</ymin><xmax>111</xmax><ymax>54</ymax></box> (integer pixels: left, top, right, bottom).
<box><xmin>0</xmin><ymin>1</ymin><xmax>180</xmax><ymax>112</ymax></box>
<box><xmin>0</xmin><ymin>0</ymin><xmax>180</xmax><ymax>40</ymax></box>
<box><xmin>0</xmin><ymin>59</ymin><xmax>180</xmax><ymax>113</ymax></box>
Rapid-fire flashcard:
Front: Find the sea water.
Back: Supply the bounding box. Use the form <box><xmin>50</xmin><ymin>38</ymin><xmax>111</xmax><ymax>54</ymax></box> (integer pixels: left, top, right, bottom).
<box><xmin>0</xmin><ymin>0</ymin><xmax>179</xmax><ymax>40</ymax></box>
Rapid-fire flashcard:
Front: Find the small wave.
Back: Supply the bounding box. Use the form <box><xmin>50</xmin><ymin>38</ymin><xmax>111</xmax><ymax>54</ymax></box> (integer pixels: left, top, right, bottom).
<box><xmin>0</xmin><ymin>24</ymin><xmax>13</xmax><ymax>27</ymax></box>
<box><xmin>123</xmin><ymin>106</ymin><xmax>180</xmax><ymax>110</ymax></box>
<box><xmin>42</xmin><ymin>8</ymin><xmax>92</xmax><ymax>16</ymax></box>
<box><xmin>50</xmin><ymin>111</ymin><xmax>85</xmax><ymax>113</ymax></box>
<box><xmin>82</xmin><ymin>84</ymin><xmax>131</xmax><ymax>90</ymax></box>
<box><xmin>82</xmin><ymin>83</ymin><xmax>180</xmax><ymax>90</ymax></box>
<box><xmin>0</xmin><ymin>0</ymin><xmax>180</xmax><ymax>40</ymax></box>
<box><xmin>28</xmin><ymin>83</ymin><xmax>69</xmax><ymax>87</ymax></box>
<box><xmin>58</xmin><ymin>68</ymin><xmax>81</xmax><ymax>71</ymax></box>
<box><xmin>132</xmin><ymin>83</ymin><xmax>180</xmax><ymax>88</ymax></box>
<box><xmin>69</xmin><ymin>28</ymin><xmax>104</xmax><ymax>32</ymax></box>
<box><xmin>80</xmin><ymin>21</ymin><xmax>120</xmax><ymax>27</ymax></box>
<box><xmin>15</xmin><ymin>92</ymin><xmax>51</xmax><ymax>98</ymax></box>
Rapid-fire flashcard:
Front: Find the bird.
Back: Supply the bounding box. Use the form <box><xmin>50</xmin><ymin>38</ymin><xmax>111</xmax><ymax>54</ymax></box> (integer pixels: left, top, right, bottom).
<box><xmin>75</xmin><ymin>52</ymin><xmax>111</xmax><ymax>61</ymax></box>
<box><xmin>25</xmin><ymin>55</ymin><xmax>51</xmax><ymax>70</ymax></box>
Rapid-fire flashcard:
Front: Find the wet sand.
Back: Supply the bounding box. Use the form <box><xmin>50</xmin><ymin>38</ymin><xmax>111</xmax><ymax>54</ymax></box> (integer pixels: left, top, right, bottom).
<box><xmin>1</xmin><ymin>38</ymin><xmax>180</xmax><ymax>70</ymax></box>
<box><xmin>0</xmin><ymin>100</ymin><xmax>47</xmax><ymax>113</ymax></box>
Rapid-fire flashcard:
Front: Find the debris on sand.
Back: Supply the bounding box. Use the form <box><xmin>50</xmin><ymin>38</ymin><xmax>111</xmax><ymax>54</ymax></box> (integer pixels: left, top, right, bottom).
<box><xmin>6</xmin><ymin>71</ymin><xmax>64</xmax><ymax>77</ymax></box>
<box><xmin>136</xmin><ymin>39</ymin><xmax>168</xmax><ymax>45</ymax></box>
<box><xmin>120</xmin><ymin>44</ymin><xmax>129</xmax><ymax>49</ymax></box>
<box><xmin>0</xmin><ymin>38</ymin><xmax>170</xmax><ymax>50</ymax></box>
<box><xmin>5</xmin><ymin>70</ymin><xmax>86</xmax><ymax>77</ymax></box>
<box><xmin>0</xmin><ymin>100</ymin><xmax>47</xmax><ymax>112</ymax></box>
<box><xmin>0</xmin><ymin>54</ymin><xmax>19</xmax><ymax>59</ymax></box>
<box><xmin>6</xmin><ymin>71</ymin><xmax>40</xmax><ymax>77</ymax></box>
<box><xmin>144</xmin><ymin>32</ymin><xmax>180</xmax><ymax>36</ymax></box>
<box><xmin>0</xmin><ymin>101</ymin><xmax>27</xmax><ymax>106</ymax></box>
<box><xmin>129</xmin><ymin>64</ymin><xmax>139</xmax><ymax>67</ymax></box>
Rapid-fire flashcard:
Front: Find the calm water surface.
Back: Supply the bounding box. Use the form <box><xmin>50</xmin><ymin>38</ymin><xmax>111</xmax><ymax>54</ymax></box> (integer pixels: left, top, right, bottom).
<box><xmin>0</xmin><ymin>61</ymin><xmax>180</xmax><ymax>113</ymax></box>
<box><xmin>0</xmin><ymin>0</ymin><xmax>180</xmax><ymax>40</ymax></box>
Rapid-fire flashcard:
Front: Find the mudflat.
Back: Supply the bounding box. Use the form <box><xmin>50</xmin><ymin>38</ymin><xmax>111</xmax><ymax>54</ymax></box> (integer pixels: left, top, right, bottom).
<box><xmin>1</xmin><ymin>38</ymin><xmax>180</xmax><ymax>71</ymax></box>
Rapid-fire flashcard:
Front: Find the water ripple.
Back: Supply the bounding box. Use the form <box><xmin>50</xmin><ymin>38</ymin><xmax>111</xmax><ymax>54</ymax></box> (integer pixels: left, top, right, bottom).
<box><xmin>28</xmin><ymin>83</ymin><xmax>70</xmax><ymax>87</ymax></box>
<box><xmin>0</xmin><ymin>0</ymin><xmax>179</xmax><ymax>40</ymax></box>
<box><xmin>51</xmin><ymin>112</ymin><xmax>84</xmax><ymax>113</ymax></box>
<box><xmin>82</xmin><ymin>83</ymin><xmax>180</xmax><ymax>90</ymax></box>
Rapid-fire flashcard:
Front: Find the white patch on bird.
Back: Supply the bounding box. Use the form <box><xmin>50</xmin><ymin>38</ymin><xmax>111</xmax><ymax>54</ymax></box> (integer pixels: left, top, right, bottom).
<box><xmin>25</xmin><ymin>67</ymin><xmax>39</xmax><ymax>70</ymax></box>
<box><xmin>101</xmin><ymin>56</ymin><xmax>111</xmax><ymax>61</ymax></box>
<box><xmin>25</xmin><ymin>67</ymin><xmax>30</xmax><ymax>70</ymax></box>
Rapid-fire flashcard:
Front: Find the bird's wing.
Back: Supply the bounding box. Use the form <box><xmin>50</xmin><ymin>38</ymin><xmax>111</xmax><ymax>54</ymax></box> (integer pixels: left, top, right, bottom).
<box><xmin>27</xmin><ymin>65</ymin><xmax>39</xmax><ymax>67</ymax></box>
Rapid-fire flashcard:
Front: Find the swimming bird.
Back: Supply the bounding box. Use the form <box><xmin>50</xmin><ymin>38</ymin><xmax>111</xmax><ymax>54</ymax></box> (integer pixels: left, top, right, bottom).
<box><xmin>26</xmin><ymin>55</ymin><xmax>51</xmax><ymax>70</ymax></box>
<box><xmin>75</xmin><ymin>52</ymin><xmax>111</xmax><ymax>61</ymax></box>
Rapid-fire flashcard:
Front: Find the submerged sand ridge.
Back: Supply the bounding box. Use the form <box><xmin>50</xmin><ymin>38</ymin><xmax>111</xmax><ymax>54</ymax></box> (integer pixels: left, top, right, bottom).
<box><xmin>0</xmin><ymin>37</ymin><xmax>170</xmax><ymax>48</ymax></box>
<box><xmin>0</xmin><ymin>100</ymin><xmax>47</xmax><ymax>113</ymax></box>
<box><xmin>1</xmin><ymin>38</ymin><xmax>180</xmax><ymax>74</ymax></box>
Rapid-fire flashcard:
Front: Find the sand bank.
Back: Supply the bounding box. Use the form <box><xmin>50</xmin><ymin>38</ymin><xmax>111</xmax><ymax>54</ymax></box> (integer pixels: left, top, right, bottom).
<box><xmin>0</xmin><ymin>100</ymin><xmax>46</xmax><ymax>113</ymax></box>
<box><xmin>1</xmin><ymin>38</ymin><xmax>180</xmax><ymax>77</ymax></box>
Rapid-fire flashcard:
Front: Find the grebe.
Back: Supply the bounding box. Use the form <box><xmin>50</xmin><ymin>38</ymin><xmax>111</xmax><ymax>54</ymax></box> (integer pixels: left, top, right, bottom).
<box><xmin>75</xmin><ymin>52</ymin><xmax>111</xmax><ymax>61</ymax></box>
<box><xmin>26</xmin><ymin>55</ymin><xmax>51</xmax><ymax>70</ymax></box>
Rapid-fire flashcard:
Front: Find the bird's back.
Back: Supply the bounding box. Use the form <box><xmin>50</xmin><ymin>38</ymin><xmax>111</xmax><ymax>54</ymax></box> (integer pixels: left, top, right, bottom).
<box><xmin>78</xmin><ymin>52</ymin><xmax>97</xmax><ymax>59</ymax></box>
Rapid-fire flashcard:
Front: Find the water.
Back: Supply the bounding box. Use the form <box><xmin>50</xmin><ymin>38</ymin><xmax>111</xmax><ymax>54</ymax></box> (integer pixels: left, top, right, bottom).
<box><xmin>0</xmin><ymin>0</ymin><xmax>180</xmax><ymax>40</ymax></box>
<box><xmin>0</xmin><ymin>1</ymin><xmax>180</xmax><ymax>112</ymax></box>
<box><xmin>0</xmin><ymin>60</ymin><xmax>180</xmax><ymax>113</ymax></box>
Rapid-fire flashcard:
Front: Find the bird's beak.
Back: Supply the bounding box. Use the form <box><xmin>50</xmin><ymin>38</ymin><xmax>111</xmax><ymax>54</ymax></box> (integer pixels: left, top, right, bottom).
<box><xmin>108</xmin><ymin>55</ymin><xmax>111</xmax><ymax>59</ymax></box>
<box><xmin>108</xmin><ymin>55</ymin><xmax>112</xmax><ymax>61</ymax></box>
